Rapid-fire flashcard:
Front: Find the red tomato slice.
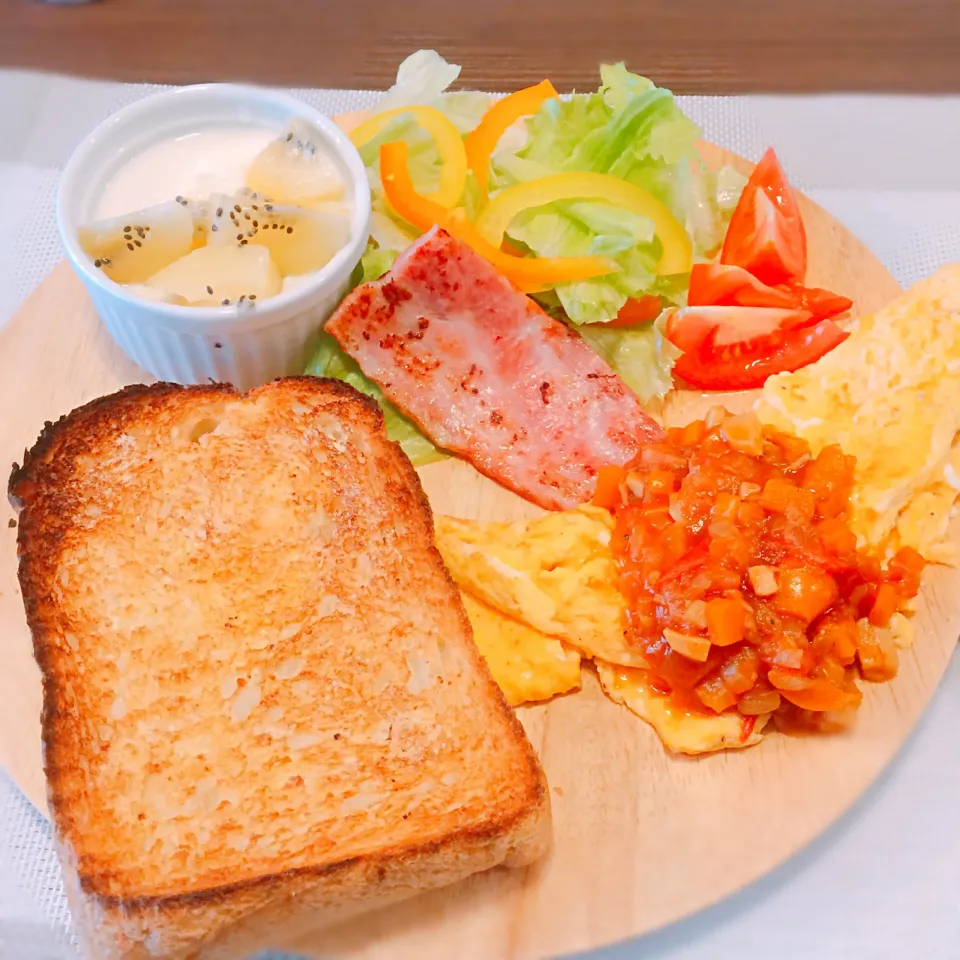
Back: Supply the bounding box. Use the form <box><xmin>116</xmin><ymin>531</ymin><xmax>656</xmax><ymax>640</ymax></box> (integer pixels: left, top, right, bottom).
<box><xmin>594</xmin><ymin>295</ymin><xmax>664</xmax><ymax>328</ymax></box>
<box><xmin>788</xmin><ymin>285</ymin><xmax>853</xmax><ymax>321</ymax></box>
<box><xmin>673</xmin><ymin>319</ymin><xmax>848</xmax><ymax>391</ymax></box>
<box><xmin>688</xmin><ymin>263</ymin><xmax>797</xmax><ymax>309</ymax></box>
<box><xmin>664</xmin><ymin>305</ymin><xmax>815</xmax><ymax>353</ymax></box>
<box><xmin>721</xmin><ymin>147</ymin><xmax>807</xmax><ymax>287</ymax></box>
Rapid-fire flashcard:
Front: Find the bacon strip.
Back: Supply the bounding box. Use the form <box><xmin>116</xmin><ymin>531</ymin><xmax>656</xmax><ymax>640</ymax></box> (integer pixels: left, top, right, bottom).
<box><xmin>326</xmin><ymin>227</ymin><xmax>663</xmax><ymax>510</ymax></box>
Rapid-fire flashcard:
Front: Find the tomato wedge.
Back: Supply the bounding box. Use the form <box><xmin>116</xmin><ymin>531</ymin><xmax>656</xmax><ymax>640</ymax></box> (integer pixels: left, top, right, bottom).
<box><xmin>594</xmin><ymin>295</ymin><xmax>664</xmax><ymax>328</ymax></box>
<box><xmin>688</xmin><ymin>263</ymin><xmax>797</xmax><ymax>309</ymax></box>
<box><xmin>721</xmin><ymin>147</ymin><xmax>807</xmax><ymax>287</ymax></box>
<box><xmin>788</xmin><ymin>285</ymin><xmax>853</xmax><ymax>321</ymax></box>
<box><xmin>673</xmin><ymin>319</ymin><xmax>849</xmax><ymax>391</ymax></box>
<box><xmin>664</xmin><ymin>306</ymin><xmax>815</xmax><ymax>354</ymax></box>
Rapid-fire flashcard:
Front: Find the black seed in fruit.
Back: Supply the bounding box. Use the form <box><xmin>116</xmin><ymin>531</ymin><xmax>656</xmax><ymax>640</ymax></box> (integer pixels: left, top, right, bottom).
<box><xmin>234</xmin><ymin>204</ymin><xmax>241</xmax><ymax>213</ymax></box>
<box><xmin>238</xmin><ymin>295</ymin><xmax>246</xmax><ymax>304</ymax></box>
<box><xmin>216</xmin><ymin>207</ymin><xmax>223</xmax><ymax>217</ymax></box>
<box><xmin>94</xmin><ymin>259</ymin><xmax>102</xmax><ymax>268</ymax></box>
<box><xmin>211</xmin><ymin>224</ymin><xmax>218</xmax><ymax>232</ymax></box>
<box><xmin>134</xmin><ymin>240</ymin><xmax>142</xmax><ymax>247</ymax></box>
<box><xmin>123</xmin><ymin>233</ymin><xmax>132</xmax><ymax>240</ymax></box>
<box><xmin>215</xmin><ymin>342</ymin><xmax>222</xmax><ymax>348</ymax></box>
<box><xmin>126</xmin><ymin>242</ymin><xmax>134</xmax><ymax>251</ymax></box>
<box><xmin>265</xmin><ymin>204</ymin><xmax>273</xmax><ymax>211</ymax></box>
<box><xmin>239</xmin><ymin>239</ymin><xmax>248</xmax><ymax>246</ymax></box>
<box><xmin>286</xmin><ymin>226</ymin><xmax>293</xmax><ymax>234</ymax></box>
<box><xmin>206</xmin><ymin>285</ymin><xmax>213</xmax><ymax>295</ymax></box>
<box><xmin>222</xmin><ymin>299</ymin><xmax>230</xmax><ymax>306</ymax></box>
<box><xmin>236</xmin><ymin>233</ymin><xmax>243</xmax><ymax>241</ymax></box>
<box><xmin>123</xmin><ymin>225</ymin><xmax>131</xmax><ymax>232</ymax></box>
<box><xmin>249</xmin><ymin>294</ymin><xmax>257</xmax><ymax>301</ymax></box>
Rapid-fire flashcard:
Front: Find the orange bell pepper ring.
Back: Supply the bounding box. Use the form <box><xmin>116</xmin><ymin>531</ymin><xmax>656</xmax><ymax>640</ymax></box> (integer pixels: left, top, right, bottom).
<box><xmin>464</xmin><ymin>79</ymin><xmax>559</xmax><ymax>195</ymax></box>
<box><xmin>379</xmin><ymin>141</ymin><xmax>619</xmax><ymax>292</ymax></box>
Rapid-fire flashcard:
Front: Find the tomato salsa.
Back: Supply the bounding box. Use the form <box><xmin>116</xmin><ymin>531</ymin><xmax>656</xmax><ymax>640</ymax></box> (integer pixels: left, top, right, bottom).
<box><xmin>593</xmin><ymin>409</ymin><xmax>924</xmax><ymax>731</ymax></box>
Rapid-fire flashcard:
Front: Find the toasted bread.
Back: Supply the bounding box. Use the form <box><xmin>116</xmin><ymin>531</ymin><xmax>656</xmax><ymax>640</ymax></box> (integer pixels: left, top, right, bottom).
<box><xmin>8</xmin><ymin>377</ymin><xmax>549</xmax><ymax>959</ymax></box>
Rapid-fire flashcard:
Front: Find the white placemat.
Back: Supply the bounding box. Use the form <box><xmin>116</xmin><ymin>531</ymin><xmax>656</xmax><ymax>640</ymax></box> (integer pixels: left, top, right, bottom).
<box><xmin>0</xmin><ymin>72</ymin><xmax>958</xmax><ymax>960</ymax></box>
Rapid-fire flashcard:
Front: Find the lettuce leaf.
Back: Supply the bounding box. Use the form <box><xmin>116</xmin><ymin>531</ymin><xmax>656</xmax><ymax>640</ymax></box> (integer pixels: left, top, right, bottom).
<box><xmin>577</xmin><ymin>314</ymin><xmax>680</xmax><ymax>404</ymax></box>
<box><xmin>358</xmin><ymin>244</ymin><xmax>398</xmax><ymax>284</ymax></box>
<box><xmin>376</xmin><ymin>49</ymin><xmax>462</xmax><ymax>112</ymax></box>
<box><xmin>305</xmin><ymin>333</ymin><xmax>446</xmax><ymax>466</ymax></box>
<box><xmin>488</xmin><ymin>64</ymin><xmax>742</xmax><ymax>326</ymax></box>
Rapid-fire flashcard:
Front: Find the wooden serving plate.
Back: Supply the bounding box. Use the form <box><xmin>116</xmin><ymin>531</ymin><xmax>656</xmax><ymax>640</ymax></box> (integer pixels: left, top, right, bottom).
<box><xmin>0</xmin><ymin>120</ymin><xmax>957</xmax><ymax>960</ymax></box>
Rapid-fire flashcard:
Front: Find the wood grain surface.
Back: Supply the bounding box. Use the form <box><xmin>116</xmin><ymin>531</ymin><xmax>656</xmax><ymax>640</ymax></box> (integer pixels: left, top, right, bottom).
<box><xmin>3</xmin><ymin>0</ymin><xmax>960</xmax><ymax>94</ymax></box>
<box><xmin>1</xmin><ymin>126</ymin><xmax>957</xmax><ymax>957</ymax></box>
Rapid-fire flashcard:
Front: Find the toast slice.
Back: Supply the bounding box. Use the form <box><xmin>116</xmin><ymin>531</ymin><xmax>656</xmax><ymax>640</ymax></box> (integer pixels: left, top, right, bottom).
<box><xmin>8</xmin><ymin>377</ymin><xmax>549</xmax><ymax>959</ymax></box>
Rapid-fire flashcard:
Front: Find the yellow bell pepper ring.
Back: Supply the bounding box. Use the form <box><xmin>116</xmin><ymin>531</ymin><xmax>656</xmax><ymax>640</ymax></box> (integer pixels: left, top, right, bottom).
<box><xmin>350</xmin><ymin>105</ymin><xmax>468</xmax><ymax>208</ymax></box>
<box><xmin>379</xmin><ymin>142</ymin><xmax>619</xmax><ymax>292</ymax></box>
<box><xmin>464</xmin><ymin>79</ymin><xmax>559</xmax><ymax>195</ymax></box>
<box><xmin>475</xmin><ymin>171</ymin><xmax>693</xmax><ymax>276</ymax></box>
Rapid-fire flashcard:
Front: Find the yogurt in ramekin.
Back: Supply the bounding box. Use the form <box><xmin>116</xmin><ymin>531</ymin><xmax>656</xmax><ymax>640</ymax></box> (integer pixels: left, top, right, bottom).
<box><xmin>58</xmin><ymin>84</ymin><xmax>371</xmax><ymax>390</ymax></box>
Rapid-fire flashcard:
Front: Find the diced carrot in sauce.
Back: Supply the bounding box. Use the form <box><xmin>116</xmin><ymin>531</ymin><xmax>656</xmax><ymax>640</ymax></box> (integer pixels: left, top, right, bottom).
<box><xmin>817</xmin><ymin>517</ymin><xmax>858</xmax><ymax>557</ymax></box>
<box><xmin>764</xmin><ymin>428</ymin><xmax>811</xmax><ymax>464</ymax></box>
<box><xmin>776</xmin><ymin>566</ymin><xmax>838</xmax><ymax>623</ymax></box>
<box><xmin>592</xmin><ymin>465</ymin><xmax>625</xmax><ymax>510</ymax></box>
<box><xmin>644</xmin><ymin>470</ymin><xmax>675</xmax><ymax>500</ymax></box>
<box><xmin>760</xmin><ymin>478</ymin><xmax>816</xmax><ymax>522</ymax></box>
<box><xmin>888</xmin><ymin>546</ymin><xmax>925</xmax><ymax>596</ymax></box>
<box><xmin>604</xmin><ymin>407</ymin><xmax>914</xmax><ymax>727</ymax></box>
<box><xmin>778</xmin><ymin>679</ymin><xmax>850</xmax><ymax>712</ymax></box>
<box><xmin>813</xmin><ymin>617</ymin><xmax>859</xmax><ymax>664</ymax></box>
<box><xmin>868</xmin><ymin>582</ymin><xmax>900</xmax><ymax>628</ymax></box>
<box><xmin>705</xmin><ymin>597</ymin><xmax>745</xmax><ymax>646</ymax></box>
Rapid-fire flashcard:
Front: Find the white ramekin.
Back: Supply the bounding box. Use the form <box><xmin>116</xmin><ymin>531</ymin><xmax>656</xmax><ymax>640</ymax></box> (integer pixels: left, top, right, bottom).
<box><xmin>57</xmin><ymin>84</ymin><xmax>371</xmax><ymax>390</ymax></box>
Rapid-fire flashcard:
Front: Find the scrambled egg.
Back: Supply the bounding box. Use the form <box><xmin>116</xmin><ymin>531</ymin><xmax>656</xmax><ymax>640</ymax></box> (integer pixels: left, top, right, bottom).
<box><xmin>435</xmin><ymin>506</ymin><xmax>646</xmax><ymax>667</ymax></box>
<box><xmin>438</xmin><ymin>507</ymin><xmax>772</xmax><ymax>753</ymax></box>
<box><xmin>595</xmin><ymin>663</ymin><xmax>770</xmax><ymax>754</ymax></box>
<box><xmin>460</xmin><ymin>592</ymin><xmax>581</xmax><ymax>706</ymax></box>
<box><xmin>757</xmin><ymin>265</ymin><xmax>960</xmax><ymax>562</ymax></box>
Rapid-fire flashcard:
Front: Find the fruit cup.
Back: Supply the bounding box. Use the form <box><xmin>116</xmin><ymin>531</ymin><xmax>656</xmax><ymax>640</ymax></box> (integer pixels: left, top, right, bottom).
<box><xmin>57</xmin><ymin>84</ymin><xmax>371</xmax><ymax>390</ymax></box>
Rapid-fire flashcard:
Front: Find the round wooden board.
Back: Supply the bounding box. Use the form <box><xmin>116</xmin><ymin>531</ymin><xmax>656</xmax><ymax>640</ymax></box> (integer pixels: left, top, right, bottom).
<box><xmin>1</xmin><ymin>127</ymin><xmax>957</xmax><ymax>960</ymax></box>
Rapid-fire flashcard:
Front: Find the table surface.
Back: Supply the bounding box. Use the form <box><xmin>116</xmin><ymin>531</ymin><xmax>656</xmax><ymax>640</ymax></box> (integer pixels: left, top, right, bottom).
<box><xmin>4</xmin><ymin>0</ymin><xmax>960</xmax><ymax>94</ymax></box>
<box><xmin>0</xmin><ymin>69</ymin><xmax>959</xmax><ymax>960</ymax></box>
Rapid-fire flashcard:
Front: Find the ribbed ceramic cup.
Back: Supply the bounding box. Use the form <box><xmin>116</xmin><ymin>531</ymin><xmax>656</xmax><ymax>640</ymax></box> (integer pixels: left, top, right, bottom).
<box><xmin>57</xmin><ymin>84</ymin><xmax>371</xmax><ymax>390</ymax></box>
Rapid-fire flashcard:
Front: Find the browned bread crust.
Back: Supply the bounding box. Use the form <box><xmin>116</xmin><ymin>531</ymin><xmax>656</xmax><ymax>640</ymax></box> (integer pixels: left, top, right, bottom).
<box><xmin>9</xmin><ymin>377</ymin><xmax>549</xmax><ymax>959</ymax></box>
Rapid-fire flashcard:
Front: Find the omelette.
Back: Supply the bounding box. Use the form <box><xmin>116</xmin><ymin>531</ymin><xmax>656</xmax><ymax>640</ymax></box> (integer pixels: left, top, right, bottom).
<box><xmin>435</xmin><ymin>506</ymin><xmax>646</xmax><ymax>667</ymax></box>
<box><xmin>594</xmin><ymin>663</ymin><xmax>771</xmax><ymax>754</ymax></box>
<box><xmin>757</xmin><ymin>264</ymin><xmax>960</xmax><ymax>563</ymax></box>
<box><xmin>459</xmin><ymin>592</ymin><xmax>581</xmax><ymax>706</ymax></box>
<box><xmin>437</xmin><ymin>507</ymin><xmax>776</xmax><ymax>755</ymax></box>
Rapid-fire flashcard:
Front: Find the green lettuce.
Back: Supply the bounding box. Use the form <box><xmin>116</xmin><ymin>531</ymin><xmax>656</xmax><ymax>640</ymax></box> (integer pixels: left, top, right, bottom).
<box><xmin>577</xmin><ymin>315</ymin><xmax>680</xmax><ymax>404</ymax></box>
<box><xmin>489</xmin><ymin>64</ymin><xmax>742</xmax><ymax>325</ymax></box>
<box><xmin>305</xmin><ymin>333</ymin><xmax>445</xmax><ymax>467</ymax></box>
